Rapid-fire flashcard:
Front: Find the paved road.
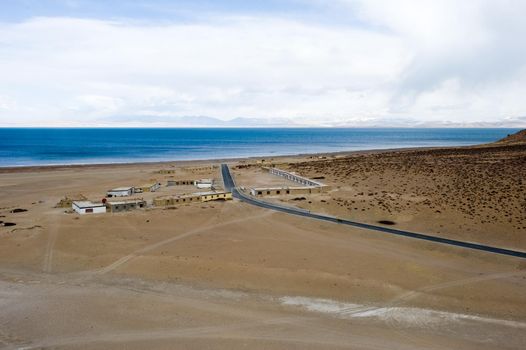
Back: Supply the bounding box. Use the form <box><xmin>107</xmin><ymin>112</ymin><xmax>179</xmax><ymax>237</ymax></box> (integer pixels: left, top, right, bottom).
<box><xmin>221</xmin><ymin>163</ymin><xmax>526</xmax><ymax>259</ymax></box>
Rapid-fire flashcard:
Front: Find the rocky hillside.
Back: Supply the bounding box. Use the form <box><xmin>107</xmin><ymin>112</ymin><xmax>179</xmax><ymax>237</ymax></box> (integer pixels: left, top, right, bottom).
<box><xmin>496</xmin><ymin>129</ymin><xmax>526</xmax><ymax>144</ymax></box>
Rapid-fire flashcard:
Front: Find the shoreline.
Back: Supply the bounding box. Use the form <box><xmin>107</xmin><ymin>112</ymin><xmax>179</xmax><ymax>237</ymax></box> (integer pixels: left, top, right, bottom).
<box><xmin>0</xmin><ymin>144</ymin><xmax>461</xmax><ymax>173</ymax></box>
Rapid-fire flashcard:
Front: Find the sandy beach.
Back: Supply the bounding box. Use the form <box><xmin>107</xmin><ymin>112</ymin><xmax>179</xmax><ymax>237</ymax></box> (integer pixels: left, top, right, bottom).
<box><xmin>0</xmin><ymin>131</ymin><xmax>525</xmax><ymax>349</ymax></box>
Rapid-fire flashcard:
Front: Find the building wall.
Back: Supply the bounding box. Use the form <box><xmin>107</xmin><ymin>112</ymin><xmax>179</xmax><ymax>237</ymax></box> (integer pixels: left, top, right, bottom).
<box><xmin>196</xmin><ymin>183</ymin><xmax>212</xmax><ymax>189</ymax></box>
<box><xmin>201</xmin><ymin>192</ymin><xmax>232</xmax><ymax>202</ymax></box>
<box><xmin>107</xmin><ymin>189</ymin><xmax>132</xmax><ymax>197</ymax></box>
<box><xmin>107</xmin><ymin>201</ymin><xmax>146</xmax><ymax>212</ymax></box>
<box><xmin>166</xmin><ymin>180</ymin><xmax>195</xmax><ymax>186</ymax></box>
<box><xmin>153</xmin><ymin>192</ymin><xmax>232</xmax><ymax>206</ymax></box>
<box><xmin>73</xmin><ymin>205</ymin><xmax>106</xmax><ymax>215</ymax></box>
<box><xmin>153</xmin><ymin>195</ymin><xmax>201</xmax><ymax>206</ymax></box>
<box><xmin>268</xmin><ymin>167</ymin><xmax>324</xmax><ymax>187</ymax></box>
<box><xmin>250</xmin><ymin>187</ymin><xmax>322</xmax><ymax>197</ymax></box>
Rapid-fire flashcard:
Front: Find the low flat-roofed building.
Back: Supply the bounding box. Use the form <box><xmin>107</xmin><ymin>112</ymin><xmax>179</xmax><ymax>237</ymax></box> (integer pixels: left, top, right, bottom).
<box><xmin>157</xmin><ymin>169</ymin><xmax>176</xmax><ymax>174</ymax></box>
<box><xmin>195</xmin><ymin>179</ymin><xmax>213</xmax><ymax>189</ymax></box>
<box><xmin>153</xmin><ymin>193</ymin><xmax>201</xmax><ymax>206</ymax></box>
<box><xmin>107</xmin><ymin>187</ymin><xmax>134</xmax><ymax>197</ymax></box>
<box><xmin>249</xmin><ymin>186</ymin><xmax>323</xmax><ymax>197</ymax></box>
<box><xmin>153</xmin><ymin>191</ymin><xmax>232</xmax><ymax>207</ymax></box>
<box><xmin>266</xmin><ymin>167</ymin><xmax>327</xmax><ymax>187</ymax></box>
<box><xmin>166</xmin><ymin>179</ymin><xmax>195</xmax><ymax>186</ymax></box>
<box><xmin>194</xmin><ymin>191</ymin><xmax>232</xmax><ymax>202</ymax></box>
<box><xmin>106</xmin><ymin>199</ymin><xmax>147</xmax><ymax>212</ymax></box>
<box><xmin>72</xmin><ymin>201</ymin><xmax>106</xmax><ymax>215</ymax></box>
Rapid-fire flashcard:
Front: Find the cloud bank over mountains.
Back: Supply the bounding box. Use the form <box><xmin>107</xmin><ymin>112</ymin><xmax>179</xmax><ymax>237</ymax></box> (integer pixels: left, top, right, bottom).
<box><xmin>0</xmin><ymin>0</ymin><xmax>525</xmax><ymax>127</ymax></box>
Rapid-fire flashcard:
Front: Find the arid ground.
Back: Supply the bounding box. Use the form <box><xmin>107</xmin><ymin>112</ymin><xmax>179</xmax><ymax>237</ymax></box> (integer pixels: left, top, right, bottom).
<box><xmin>0</xmin><ymin>132</ymin><xmax>525</xmax><ymax>349</ymax></box>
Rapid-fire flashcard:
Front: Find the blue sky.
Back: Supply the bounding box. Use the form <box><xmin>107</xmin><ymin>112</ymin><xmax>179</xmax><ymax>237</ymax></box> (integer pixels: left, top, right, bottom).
<box><xmin>0</xmin><ymin>0</ymin><xmax>329</xmax><ymax>22</ymax></box>
<box><xmin>0</xmin><ymin>0</ymin><xmax>525</xmax><ymax>127</ymax></box>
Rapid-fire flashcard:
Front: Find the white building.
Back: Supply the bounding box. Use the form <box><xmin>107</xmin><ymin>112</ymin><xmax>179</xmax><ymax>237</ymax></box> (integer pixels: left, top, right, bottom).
<box><xmin>195</xmin><ymin>179</ymin><xmax>213</xmax><ymax>189</ymax></box>
<box><xmin>72</xmin><ymin>201</ymin><xmax>106</xmax><ymax>215</ymax></box>
<box><xmin>107</xmin><ymin>187</ymin><xmax>134</xmax><ymax>197</ymax></box>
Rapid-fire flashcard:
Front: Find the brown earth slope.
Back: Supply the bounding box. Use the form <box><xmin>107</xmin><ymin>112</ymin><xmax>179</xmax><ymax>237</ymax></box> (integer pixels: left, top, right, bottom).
<box><xmin>284</xmin><ymin>132</ymin><xmax>526</xmax><ymax>249</ymax></box>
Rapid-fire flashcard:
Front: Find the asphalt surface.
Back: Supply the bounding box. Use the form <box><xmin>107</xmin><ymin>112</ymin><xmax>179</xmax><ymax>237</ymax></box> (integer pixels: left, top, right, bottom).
<box><xmin>221</xmin><ymin>163</ymin><xmax>526</xmax><ymax>259</ymax></box>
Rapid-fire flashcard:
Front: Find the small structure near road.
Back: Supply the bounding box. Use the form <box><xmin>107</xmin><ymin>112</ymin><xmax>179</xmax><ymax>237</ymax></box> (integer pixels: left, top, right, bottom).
<box><xmin>72</xmin><ymin>201</ymin><xmax>106</xmax><ymax>215</ymax></box>
<box><xmin>267</xmin><ymin>167</ymin><xmax>328</xmax><ymax>188</ymax></box>
<box><xmin>250</xmin><ymin>186</ymin><xmax>324</xmax><ymax>197</ymax></box>
<box><xmin>196</xmin><ymin>191</ymin><xmax>232</xmax><ymax>202</ymax></box>
<box><xmin>249</xmin><ymin>167</ymin><xmax>330</xmax><ymax>197</ymax></box>
<box><xmin>107</xmin><ymin>187</ymin><xmax>134</xmax><ymax>197</ymax></box>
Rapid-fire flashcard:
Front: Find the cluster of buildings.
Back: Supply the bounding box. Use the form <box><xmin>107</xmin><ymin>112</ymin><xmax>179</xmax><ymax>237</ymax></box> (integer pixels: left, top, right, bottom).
<box><xmin>248</xmin><ymin>167</ymin><xmax>330</xmax><ymax>197</ymax></box>
<box><xmin>106</xmin><ymin>182</ymin><xmax>161</xmax><ymax>198</ymax></box>
<box><xmin>70</xmin><ymin>176</ymin><xmax>230</xmax><ymax>215</ymax></box>
<box><xmin>67</xmin><ymin>164</ymin><xmax>323</xmax><ymax>215</ymax></box>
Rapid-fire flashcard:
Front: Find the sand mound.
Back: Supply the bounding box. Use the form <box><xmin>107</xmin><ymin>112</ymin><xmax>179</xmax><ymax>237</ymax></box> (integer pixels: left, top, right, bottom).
<box><xmin>496</xmin><ymin>129</ymin><xmax>526</xmax><ymax>144</ymax></box>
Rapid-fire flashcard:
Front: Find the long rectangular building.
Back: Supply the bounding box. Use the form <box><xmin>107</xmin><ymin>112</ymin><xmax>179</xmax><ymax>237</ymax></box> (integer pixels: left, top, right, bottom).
<box><xmin>106</xmin><ymin>199</ymin><xmax>147</xmax><ymax>212</ymax></box>
<box><xmin>153</xmin><ymin>191</ymin><xmax>232</xmax><ymax>207</ymax></box>
<box><xmin>249</xmin><ymin>186</ymin><xmax>324</xmax><ymax>197</ymax></box>
<box><xmin>166</xmin><ymin>179</ymin><xmax>195</xmax><ymax>186</ymax></box>
<box><xmin>266</xmin><ymin>167</ymin><xmax>327</xmax><ymax>187</ymax></box>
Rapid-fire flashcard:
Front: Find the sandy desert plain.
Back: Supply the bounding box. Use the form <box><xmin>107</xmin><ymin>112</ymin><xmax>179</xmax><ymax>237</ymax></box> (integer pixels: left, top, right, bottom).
<box><xmin>0</xmin><ymin>130</ymin><xmax>525</xmax><ymax>349</ymax></box>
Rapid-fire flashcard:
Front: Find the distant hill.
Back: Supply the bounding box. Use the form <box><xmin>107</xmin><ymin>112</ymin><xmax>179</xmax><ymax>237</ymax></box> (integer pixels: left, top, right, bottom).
<box><xmin>495</xmin><ymin>129</ymin><xmax>526</xmax><ymax>144</ymax></box>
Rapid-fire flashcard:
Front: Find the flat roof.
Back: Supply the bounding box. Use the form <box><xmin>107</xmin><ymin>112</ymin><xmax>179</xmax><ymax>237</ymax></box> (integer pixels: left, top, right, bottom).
<box><xmin>73</xmin><ymin>201</ymin><xmax>105</xmax><ymax>208</ymax></box>
<box><xmin>250</xmin><ymin>186</ymin><xmax>318</xmax><ymax>191</ymax></box>
<box><xmin>267</xmin><ymin>167</ymin><xmax>326</xmax><ymax>186</ymax></box>
<box><xmin>154</xmin><ymin>191</ymin><xmax>230</xmax><ymax>200</ymax></box>
<box><xmin>108</xmin><ymin>187</ymin><xmax>133</xmax><ymax>191</ymax></box>
<box><xmin>194</xmin><ymin>191</ymin><xmax>230</xmax><ymax>196</ymax></box>
<box><xmin>107</xmin><ymin>200</ymin><xmax>146</xmax><ymax>205</ymax></box>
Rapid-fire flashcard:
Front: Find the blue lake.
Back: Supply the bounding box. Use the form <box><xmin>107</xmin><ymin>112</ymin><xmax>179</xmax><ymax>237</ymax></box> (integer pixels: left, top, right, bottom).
<box><xmin>0</xmin><ymin>128</ymin><xmax>519</xmax><ymax>167</ymax></box>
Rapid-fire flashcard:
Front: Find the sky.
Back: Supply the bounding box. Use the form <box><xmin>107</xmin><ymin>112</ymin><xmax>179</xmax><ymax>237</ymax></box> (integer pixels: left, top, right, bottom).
<box><xmin>0</xmin><ymin>0</ymin><xmax>525</xmax><ymax>127</ymax></box>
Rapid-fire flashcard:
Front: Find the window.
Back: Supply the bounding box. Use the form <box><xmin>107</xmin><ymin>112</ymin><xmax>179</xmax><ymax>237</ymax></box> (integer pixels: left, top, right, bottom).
<box><xmin>258</xmin><ymin>191</ymin><xmax>262</xmax><ymax>195</ymax></box>
<box><xmin>86</xmin><ymin>208</ymin><xmax>93</xmax><ymax>213</ymax></box>
<box><xmin>276</xmin><ymin>191</ymin><xmax>280</xmax><ymax>194</ymax></box>
<box><xmin>267</xmin><ymin>191</ymin><xmax>271</xmax><ymax>195</ymax></box>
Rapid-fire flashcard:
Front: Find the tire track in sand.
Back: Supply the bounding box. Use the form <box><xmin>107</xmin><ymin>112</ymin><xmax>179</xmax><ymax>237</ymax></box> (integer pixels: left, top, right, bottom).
<box><xmin>42</xmin><ymin>213</ymin><xmax>62</xmax><ymax>273</ymax></box>
<box><xmin>94</xmin><ymin>209</ymin><xmax>273</xmax><ymax>276</ymax></box>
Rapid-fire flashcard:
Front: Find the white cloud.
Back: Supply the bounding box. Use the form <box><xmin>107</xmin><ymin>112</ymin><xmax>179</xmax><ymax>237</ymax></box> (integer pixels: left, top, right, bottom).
<box><xmin>0</xmin><ymin>1</ymin><xmax>525</xmax><ymax>126</ymax></box>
